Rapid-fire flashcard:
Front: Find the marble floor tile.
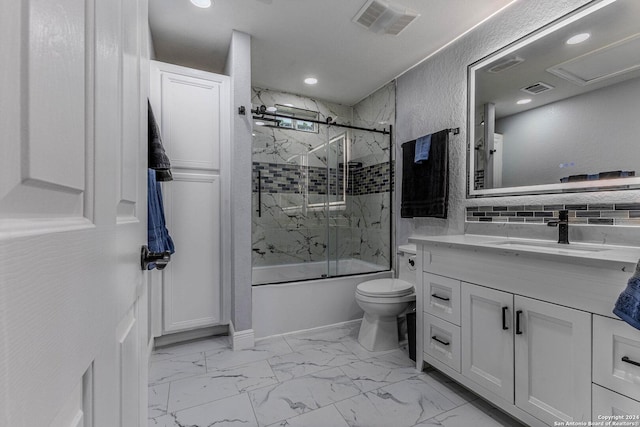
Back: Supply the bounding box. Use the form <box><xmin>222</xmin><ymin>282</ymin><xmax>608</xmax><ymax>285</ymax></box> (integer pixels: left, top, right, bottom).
<box><xmin>249</xmin><ymin>367</ymin><xmax>361</xmax><ymax>427</ymax></box>
<box><xmin>148</xmin><ymin>414</ymin><xmax>176</xmax><ymax>427</ymax></box>
<box><xmin>148</xmin><ymin>383</ymin><xmax>170</xmax><ymax>418</ymax></box>
<box><xmin>335</xmin><ymin>378</ymin><xmax>457</xmax><ymax>427</ymax></box>
<box><xmin>151</xmin><ymin>335</ymin><xmax>230</xmax><ymax>362</ymax></box>
<box><xmin>283</xmin><ymin>323</ymin><xmax>360</xmax><ymax>352</ymax></box>
<box><xmin>148</xmin><ymin>323</ymin><xmax>518</xmax><ymax>427</ymax></box>
<box><xmin>413</xmin><ymin>399</ymin><xmax>526</xmax><ymax>427</ymax></box>
<box><xmin>213</xmin><ymin>359</ymin><xmax>279</xmax><ymax>393</ymax></box>
<box><xmin>266</xmin><ymin>405</ymin><xmax>350</xmax><ymax>427</ymax></box>
<box><xmin>371</xmin><ymin>346</ymin><xmax>415</xmax><ymax>367</ymax></box>
<box><xmin>166</xmin><ymin>371</ymin><xmax>239</xmax><ymax>413</ymax></box>
<box><xmin>340</xmin><ymin>338</ymin><xmax>402</xmax><ymax>360</ymax></box>
<box><xmin>418</xmin><ymin>369</ymin><xmax>478</xmax><ymax>406</ymax></box>
<box><xmin>206</xmin><ymin>336</ymin><xmax>292</xmax><ymax>370</ymax></box>
<box><xmin>268</xmin><ymin>342</ymin><xmax>360</xmax><ymax>381</ymax></box>
<box><xmin>166</xmin><ymin>393</ymin><xmax>258</xmax><ymax>427</ymax></box>
<box><xmin>149</xmin><ymin>352</ymin><xmax>207</xmax><ymax>385</ymax></box>
<box><xmin>339</xmin><ymin>356</ymin><xmax>420</xmax><ymax>393</ymax></box>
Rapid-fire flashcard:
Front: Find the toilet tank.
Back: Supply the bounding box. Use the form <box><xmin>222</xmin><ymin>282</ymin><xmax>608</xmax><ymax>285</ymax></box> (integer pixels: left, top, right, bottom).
<box><xmin>397</xmin><ymin>244</ymin><xmax>417</xmax><ymax>285</ymax></box>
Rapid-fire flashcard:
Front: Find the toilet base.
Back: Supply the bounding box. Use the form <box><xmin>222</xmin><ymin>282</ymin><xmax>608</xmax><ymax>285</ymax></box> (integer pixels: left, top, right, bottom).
<box><xmin>357</xmin><ymin>312</ymin><xmax>400</xmax><ymax>352</ymax></box>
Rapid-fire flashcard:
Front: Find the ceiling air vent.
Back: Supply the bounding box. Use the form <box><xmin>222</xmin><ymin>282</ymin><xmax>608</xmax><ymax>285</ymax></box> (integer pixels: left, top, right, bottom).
<box><xmin>521</xmin><ymin>82</ymin><xmax>555</xmax><ymax>95</ymax></box>
<box><xmin>487</xmin><ymin>56</ymin><xmax>525</xmax><ymax>73</ymax></box>
<box><xmin>352</xmin><ymin>0</ymin><xmax>420</xmax><ymax>36</ymax></box>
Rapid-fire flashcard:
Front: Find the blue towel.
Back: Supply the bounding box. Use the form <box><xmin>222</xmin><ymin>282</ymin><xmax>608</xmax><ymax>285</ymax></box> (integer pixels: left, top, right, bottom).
<box><xmin>414</xmin><ymin>134</ymin><xmax>432</xmax><ymax>164</ymax></box>
<box><xmin>613</xmin><ymin>261</ymin><xmax>640</xmax><ymax>330</ymax></box>
<box><xmin>147</xmin><ymin>169</ymin><xmax>175</xmax><ymax>269</ymax></box>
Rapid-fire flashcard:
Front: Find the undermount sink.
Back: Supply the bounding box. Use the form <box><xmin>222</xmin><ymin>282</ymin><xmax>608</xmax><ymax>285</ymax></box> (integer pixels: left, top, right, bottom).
<box><xmin>489</xmin><ymin>239</ymin><xmax>612</xmax><ymax>254</ymax></box>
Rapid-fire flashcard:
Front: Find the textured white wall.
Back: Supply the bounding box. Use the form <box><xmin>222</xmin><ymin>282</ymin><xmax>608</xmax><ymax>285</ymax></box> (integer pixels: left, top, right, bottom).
<box><xmin>224</xmin><ymin>31</ymin><xmax>253</xmax><ymax>331</ymax></box>
<box><xmin>396</xmin><ymin>0</ymin><xmax>640</xmax><ymax>246</ymax></box>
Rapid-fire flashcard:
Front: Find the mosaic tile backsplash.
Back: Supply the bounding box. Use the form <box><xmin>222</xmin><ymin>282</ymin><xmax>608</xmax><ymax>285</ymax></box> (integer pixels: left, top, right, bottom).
<box><xmin>466</xmin><ymin>203</ymin><xmax>640</xmax><ymax>226</ymax></box>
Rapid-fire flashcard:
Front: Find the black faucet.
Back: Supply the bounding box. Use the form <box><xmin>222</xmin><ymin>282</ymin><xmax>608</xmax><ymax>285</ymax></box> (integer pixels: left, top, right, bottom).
<box><xmin>547</xmin><ymin>209</ymin><xmax>569</xmax><ymax>244</ymax></box>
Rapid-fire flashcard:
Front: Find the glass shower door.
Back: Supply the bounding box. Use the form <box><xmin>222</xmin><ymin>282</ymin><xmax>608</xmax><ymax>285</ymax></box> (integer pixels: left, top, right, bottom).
<box><xmin>251</xmin><ymin>108</ymin><xmax>392</xmax><ymax>285</ymax></box>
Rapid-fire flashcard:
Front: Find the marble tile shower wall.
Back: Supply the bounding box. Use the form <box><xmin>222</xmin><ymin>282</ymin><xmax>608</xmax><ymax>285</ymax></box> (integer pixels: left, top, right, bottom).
<box><xmin>251</xmin><ymin>86</ymin><xmax>394</xmax><ymax>270</ymax></box>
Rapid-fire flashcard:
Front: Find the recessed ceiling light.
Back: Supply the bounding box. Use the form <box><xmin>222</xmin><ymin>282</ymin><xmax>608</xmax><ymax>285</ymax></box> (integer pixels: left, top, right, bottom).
<box><xmin>266</xmin><ymin>106</ymin><xmax>277</xmax><ymax>112</ymax></box>
<box><xmin>255</xmin><ymin>121</ymin><xmax>265</xmax><ymax>126</ymax></box>
<box><xmin>516</xmin><ymin>98</ymin><xmax>532</xmax><ymax>105</ymax></box>
<box><xmin>566</xmin><ymin>33</ymin><xmax>590</xmax><ymax>45</ymax></box>
<box><xmin>304</xmin><ymin>77</ymin><xmax>318</xmax><ymax>85</ymax></box>
<box><xmin>190</xmin><ymin>0</ymin><xmax>212</xmax><ymax>8</ymax></box>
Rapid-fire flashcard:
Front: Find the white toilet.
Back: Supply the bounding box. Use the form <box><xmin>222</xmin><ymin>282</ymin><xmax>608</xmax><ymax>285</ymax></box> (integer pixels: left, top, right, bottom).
<box><xmin>355</xmin><ymin>244</ymin><xmax>417</xmax><ymax>351</ymax></box>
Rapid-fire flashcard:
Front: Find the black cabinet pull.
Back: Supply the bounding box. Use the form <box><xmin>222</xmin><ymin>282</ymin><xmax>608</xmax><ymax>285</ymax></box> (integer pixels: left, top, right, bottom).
<box><xmin>431</xmin><ymin>335</ymin><xmax>450</xmax><ymax>346</ymax></box>
<box><xmin>502</xmin><ymin>306</ymin><xmax>509</xmax><ymax>330</ymax></box>
<box><xmin>515</xmin><ymin>310</ymin><xmax>523</xmax><ymax>335</ymax></box>
<box><xmin>431</xmin><ymin>294</ymin><xmax>450</xmax><ymax>301</ymax></box>
<box><xmin>622</xmin><ymin>356</ymin><xmax>640</xmax><ymax>367</ymax></box>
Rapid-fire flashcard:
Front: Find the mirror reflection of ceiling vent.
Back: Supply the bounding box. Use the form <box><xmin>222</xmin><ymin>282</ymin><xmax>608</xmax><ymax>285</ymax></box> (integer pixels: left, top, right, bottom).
<box><xmin>487</xmin><ymin>56</ymin><xmax>525</xmax><ymax>73</ymax></box>
<box><xmin>521</xmin><ymin>82</ymin><xmax>555</xmax><ymax>95</ymax></box>
<box><xmin>547</xmin><ymin>33</ymin><xmax>640</xmax><ymax>86</ymax></box>
<box><xmin>352</xmin><ymin>0</ymin><xmax>420</xmax><ymax>36</ymax></box>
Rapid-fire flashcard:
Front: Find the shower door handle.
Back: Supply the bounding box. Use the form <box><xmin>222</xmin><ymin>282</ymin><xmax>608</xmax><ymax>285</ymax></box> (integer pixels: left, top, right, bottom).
<box><xmin>257</xmin><ymin>170</ymin><xmax>262</xmax><ymax>218</ymax></box>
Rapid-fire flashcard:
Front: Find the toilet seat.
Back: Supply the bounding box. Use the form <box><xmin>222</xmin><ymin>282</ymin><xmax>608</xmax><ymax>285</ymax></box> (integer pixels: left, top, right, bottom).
<box><xmin>356</xmin><ymin>279</ymin><xmax>414</xmax><ymax>298</ymax></box>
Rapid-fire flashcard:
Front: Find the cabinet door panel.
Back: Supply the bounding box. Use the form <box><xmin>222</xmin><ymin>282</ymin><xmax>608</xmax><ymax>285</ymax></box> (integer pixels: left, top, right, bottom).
<box><xmin>163</xmin><ymin>173</ymin><xmax>221</xmax><ymax>332</ymax></box>
<box><xmin>462</xmin><ymin>283</ymin><xmax>514</xmax><ymax>402</ymax></box>
<box><xmin>514</xmin><ymin>296</ymin><xmax>591</xmax><ymax>424</ymax></box>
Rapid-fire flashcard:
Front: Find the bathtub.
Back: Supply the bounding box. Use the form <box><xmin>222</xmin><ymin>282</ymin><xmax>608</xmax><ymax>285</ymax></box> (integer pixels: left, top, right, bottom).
<box><xmin>252</xmin><ymin>259</ymin><xmax>392</xmax><ymax>338</ymax></box>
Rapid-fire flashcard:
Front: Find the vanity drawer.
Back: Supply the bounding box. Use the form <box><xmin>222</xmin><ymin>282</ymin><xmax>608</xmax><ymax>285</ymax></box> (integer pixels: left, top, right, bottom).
<box><xmin>423</xmin><ymin>313</ymin><xmax>461</xmax><ymax>372</ymax></box>
<box><xmin>593</xmin><ymin>315</ymin><xmax>640</xmax><ymax>401</ymax></box>
<box><xmin>423</xmin><ymin>273</ymin><xmax>461</xmax><ymax>326</ymax></box>
<box><xmin>593</xmin><ymin>384</ymin><xmax>640</xmax><ymax>421</ymax></box>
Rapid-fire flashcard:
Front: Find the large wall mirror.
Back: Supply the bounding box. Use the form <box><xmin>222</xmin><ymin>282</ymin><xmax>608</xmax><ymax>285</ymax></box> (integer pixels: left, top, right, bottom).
<box><xmin>468</xmin><ymin>0</ymin><xmax>640</xmax><ymax>197</ymax></box>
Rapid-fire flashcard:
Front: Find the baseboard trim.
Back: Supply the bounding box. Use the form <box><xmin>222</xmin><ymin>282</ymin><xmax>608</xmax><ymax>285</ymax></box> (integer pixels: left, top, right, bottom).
<box><xmin>154</xmin><ymin>325</ymin><xmax>229</xmax><ymax>348</ymax></box>
<box><xmin>229</xmin><ymin>321</ymin><xmax>255</xmax><ymax>351</ymax></box>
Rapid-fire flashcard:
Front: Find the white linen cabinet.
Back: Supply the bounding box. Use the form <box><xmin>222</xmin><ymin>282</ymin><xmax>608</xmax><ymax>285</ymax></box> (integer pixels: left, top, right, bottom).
<box><xmin>150</xmin><ymin>61</ymin><xmax>230</xmax><ymax>335</ymax></box>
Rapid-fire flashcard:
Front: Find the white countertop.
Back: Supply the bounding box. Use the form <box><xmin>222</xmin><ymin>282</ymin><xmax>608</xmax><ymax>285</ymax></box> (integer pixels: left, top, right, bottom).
<box><xmin>409</xmin><ymin>234</ymin><xmax>640</xmax><ymax>266</ymax></box>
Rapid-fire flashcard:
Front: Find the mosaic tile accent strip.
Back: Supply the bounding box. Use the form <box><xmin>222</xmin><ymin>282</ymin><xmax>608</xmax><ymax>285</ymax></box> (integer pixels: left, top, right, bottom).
<box><xmin>466</xmin><ymin>203</ymin><xmax>640</xmax><ymax>226</ymax></box>
<box><xmin>349</xmin><ymin>162</ymin><xmax>392</xmax><ymax>196</ymax></box>
<box><xmin>253</xmin><ymin>161</ymin><xmax>391</xmax><ymax>196</ymax></box>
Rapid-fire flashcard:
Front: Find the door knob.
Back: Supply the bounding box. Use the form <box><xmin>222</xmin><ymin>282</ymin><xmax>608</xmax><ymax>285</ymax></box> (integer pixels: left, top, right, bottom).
<box><xmin>141</xmin><ymin>245</ymin><xmax>171</xmax><ymax>270</ymax></box>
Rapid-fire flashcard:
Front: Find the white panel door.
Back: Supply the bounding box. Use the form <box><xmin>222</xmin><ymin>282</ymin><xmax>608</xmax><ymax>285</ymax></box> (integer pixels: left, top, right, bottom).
<box><xmin>0</xmin><ymin>0</ymin><xmax>148</xmax><ymax>425</ymax></box>
<box><xmin>461</xmin><ymin>283</ymin><xmax>514</xmax><ymax>403</ymax></box>
<box><xmin>514</xmin><ymin>296</ymin><xmax>591</xmax><ymax>425</ymax></box>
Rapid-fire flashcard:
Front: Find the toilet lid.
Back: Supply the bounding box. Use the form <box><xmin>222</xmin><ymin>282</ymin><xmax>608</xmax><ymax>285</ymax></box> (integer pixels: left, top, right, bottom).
<box><xmin>356</xmin><ymin>279</ymin><xmax>414</xmax><ymax>297</ymax></box>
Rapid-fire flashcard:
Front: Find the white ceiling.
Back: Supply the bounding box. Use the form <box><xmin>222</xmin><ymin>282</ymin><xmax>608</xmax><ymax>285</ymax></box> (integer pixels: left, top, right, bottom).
<box><xmin>149</xmin><ymin>0</ymin><xmax>515</xmax><ymax>106</ymax></box>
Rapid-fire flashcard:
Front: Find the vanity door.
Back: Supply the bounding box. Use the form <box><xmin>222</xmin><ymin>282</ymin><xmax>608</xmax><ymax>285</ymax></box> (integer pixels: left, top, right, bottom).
<box><xmin>514</xmin><ymin>296</ymin><xmax>591</xmax><ymax>425</ymax></box>
<box><xmin>461</xmin><ymin>283</ymin><xmax>514</xmax><ymax>403</ymax></box>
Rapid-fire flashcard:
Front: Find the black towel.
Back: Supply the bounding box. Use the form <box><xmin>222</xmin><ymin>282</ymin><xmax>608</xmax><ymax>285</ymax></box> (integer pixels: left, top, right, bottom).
<box><xmin>401</xmin><ymin>129</ymin><xmax>449</xmax><ymax>218</ymax></box>
<box><xmin>148</xmin><ymin>100</ymin><xmax>173</xmax><ymax>182</ymax></box>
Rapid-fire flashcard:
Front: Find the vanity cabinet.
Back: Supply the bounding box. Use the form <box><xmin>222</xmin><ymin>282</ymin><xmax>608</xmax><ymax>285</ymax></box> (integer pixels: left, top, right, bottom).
<box><xmin>460</xmin><ymin>283</ymin><xmax>591</xmax><ymax>425</ymax></box>
<box><xmin>413</xmin><ymin>235</ymin><xmax>640</xmax><ymax>427</ymax></box>
<box><xmin>592</xmin><ymin>315</ymin><xmax>640</xmax><ymax>417</ymax></box>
